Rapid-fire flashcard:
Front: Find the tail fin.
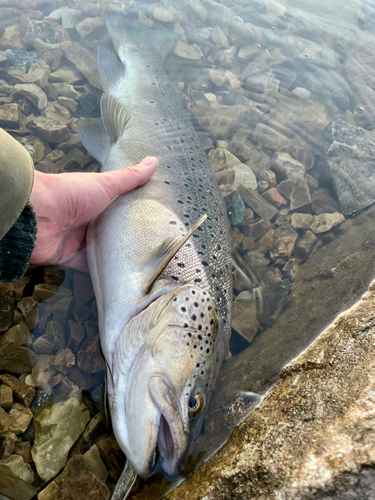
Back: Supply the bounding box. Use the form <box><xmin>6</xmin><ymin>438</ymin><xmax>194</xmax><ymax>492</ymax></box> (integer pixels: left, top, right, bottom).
<box><xmin>106</xmin><ymin>13</ymin><xmax>178</xmax><ymax>62</ymax></box>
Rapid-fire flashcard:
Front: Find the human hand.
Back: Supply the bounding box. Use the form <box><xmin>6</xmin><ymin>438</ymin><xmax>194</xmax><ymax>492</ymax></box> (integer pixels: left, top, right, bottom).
<box><xmin>29</xmin><ymin>157</ymin><xmax>156</xmax><ymax>272</ymax></box>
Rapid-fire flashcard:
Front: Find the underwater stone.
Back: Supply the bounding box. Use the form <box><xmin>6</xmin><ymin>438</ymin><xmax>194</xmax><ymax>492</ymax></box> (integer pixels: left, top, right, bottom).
<box><xmin>232</xmin><ymin>163</ymin><xmax>257</xmax><ymax>190</ymax></box>
<box><xmin>238</xmin><ymin>185</ymin><xmax>278</xmax><ymax>222</ymax></box>
<box><xmin>8</xmin><ymin>403</ymin><xmax>32</xmax><ymax>434</ymax></box>
<box><xmin>32</xmin><ymin>397</ymin><xmax>90</xmax><ymax>482</ymax></box>
<box><xmin>0</xmin><ymin>454</ymin><xmax>34</xmax><ymax>483</ymax></box>
<box><xmin>310</xmin><ymin>212</ymin><xmax>345</xmax><ymax>234</ymax></box>
<box><xmin>232</xmin><ymin>299</ymin><xmax>259</xmax><ymax>343</ymax></box>
<box><xmin>311</xmin><ymin>188</ymin><xmax>339</xmax><ymax>215</ymax></box>
<box><xmin>278</xmin><ymin>177</ymin><xmax>312</xmax><ymax>213</ymax></box>
<box><xmin>14</xmin><ymin>83</ymin><xmax>48</xmax><ymax>111</ymax></box>
<box><xmin>64</xmin><ymin>43</ymin><xmax>100</xmax><ymax>90</ymax></box>
<box><xmin>294</xmin><ymin>230</ymin><xmax>318</xmax><ymax>262</ymax></box>
<box><xmin>84</xmin><ymin>444</ymin><xmax>108</xmax><ymax>482</ymax></box>
<box><xmin>7</xmin><ymin>60</ymin><xmax>50</xmax><ymax>87</ymax></box>
<box><xmin>291</xmin><ymin>213</ymin><xmax>313</xmax><ymax>230</ymax></box>
<box><xmin>324</xmin><ymin>120</ymin><xmax>375</xmax><ymax>215</ymax></box>
<box><xmin>0</xmin><ymin>374</ymin><xmax>35</xmax><ymax>407</ymax></box>
<box><xmin>261</xmin><ymin>187</ymin><xmax>287</xmax><ymax>208</ymax></box>
<box><xmin>0</xmin><ymin>406</ymin><xmax>11</xmax><ymax>433</ymax></box>
<box><xmin>77</xmin><ymin>336</ymin><xmax>105</xmax><ymax>374</ymax></box>
<box><xmin>173</xmin><ymin>40</ymin><xmax>201</xmax><ymax>59</ymax></box>
<box><xmin>76</xmin><ymin>16</ymin><xmax>105</xmax><ymax>38</ymax></box>
<box><xmin>0</xmin><ymin>385</ymin><xmax>13</xmax><ymax>410</ymax></box>
<box><xmin>27</xmin><ymin>117</ymin><xmax>69</xmax><ymax>144</ymax></box>
<box><xmin>227</xmin><ymin>191</ymin><xmax>247</xmax><ymax>227</ymax></box>
<box><xmin>0</xmin><ymin>463</ymin><xmax>37</xmax><ymax>500</ymax></box>
<box><xmin>4</xmin><ymin>49</ymin><xmax>36</xmax><ymax>73</ymax></box>
<box><xmin>0</xmin><ymin>342</ymin><xmax>36</xmax><ymax>374</ymax></box>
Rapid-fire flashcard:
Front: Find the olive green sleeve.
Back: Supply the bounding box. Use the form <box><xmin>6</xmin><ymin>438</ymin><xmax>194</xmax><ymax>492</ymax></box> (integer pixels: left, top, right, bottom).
<box><xmin>0</xmin><ymin>128</ymin><xmax>37</xmax><ymax>282</ymax></box>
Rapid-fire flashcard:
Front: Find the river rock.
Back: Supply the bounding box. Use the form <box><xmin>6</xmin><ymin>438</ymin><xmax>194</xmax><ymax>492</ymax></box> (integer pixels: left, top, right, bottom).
<box><xmin>33</xmin><ymin>320</ymin><xmax>66</xmax><ymax>355</ymax></box>
<box><xmin>310</xmin><ymin>212</ymin><xmax>345</xmax><ymax>234</ymax></box>
<box><xmin>232</xmin><ymin>298</ymin><xmax>259</xmax><ymax>343</ymax></box>
<box><xmin>32</xmin><ymin>397</ymin><xmax>90</xmax><ymax>482</ymax></box>
<box><xmin>63</xmin><ymin>43</ymin><xmax>100</xmax><ymax>89</ymax></box>
<box><xmin>232</xmin><ymin>163</ymin><xmax>257</xmax><ymax>190</ymax></box>
<box><xmin>165</xmin><ymin>279</ymin><xmax>375</xmax><ymax>500</ymax></box>
<box><xmin>8</xmin><ymin>403</ymin><xmax>32</xmax><ymax>434</ymax></box>
<box><xmin>278</xmin><ymin>177</ymin><xmax>312</xmax><ymax>213</ymax></box>
<box><xmin>0</xmin><ymin>464</ymin><xmax>37</xmax><ymax>500</ymax></box>
<box><xmin>311</xmin><ymin>188</ymin><xmax>340</xmax><ymax>215</ymax></box>
<box><xmin>211</xmin><ymin>26</ymin><xmax>228</xmax><ymax>48</ymax></box>
<box><xmin>0</xmin><ymin>374</ymin><xmax>34</xmax><ymax>407</ymax></box>
<box><xmin>1</xmin><ymin>322</ymin><xmax>31</xmax><ymax>346</ymax></box>
<box><xmin>27</xmin><ymin>116</ymin><xmax>69</xmax><ymax>143</ymax></box>
<box><xmin>0</xmin><ymin>454</ymin><xmax>34</xmax><ymax>483</ymax></box>
<box><xmin>173</xmin><ymin>40</ymin><xmax>201</xmax><ymax>59</ymax></box>
<box><xmin>7</xmin><ymin>60</ymin><xmax>50</xmax><ymax>87</ymax></box>
<box><xmin>14</xmin><ymin>83</ymin><xmax>47</xmax><ymax>111</ymax></box>
<box><xmin>237</xmin><ymin>185</ymin><xmax>279</xmax><ymax>221</ymax></box>
<box><xmin>84</xmin><ymin>444</ymin><xmax>108</xmax><ymax>482</ymax></box>
<box><xmin>0</xmin><ymin>342</ymin><xmax>36</xmax><ymax>374</ymax></box>
<box><xmin>291</xmin><ymin>212</ymin><xmax>313</xmax><ymax>229</ymax></box>
<box><xmin>0</xmin><ymin>384</ymin><xmax>13</xmax><ymax>410</ymax></box>
<box><xmin>227</xmin><ymin>191</ymin><xmax>247</xmax><ymax>227</ymax></box>
<box><xmin>50</xmin><ymin>65</ymin><xmax>83</xmax><ymax>84</ymax></box>
<box><xmin>0</xmin><ymin>102</ymin><xmax>19</xmax><ymax>125</ymax></box>
<box><xmin>261</xmin><ymin>187</ymin><xmax>287</xmax><ymax>208</ymax></box>
<box><xmin>324</xmin><ymin>120</ymin><xmax>375</xmax><ymax>215</ymax></box>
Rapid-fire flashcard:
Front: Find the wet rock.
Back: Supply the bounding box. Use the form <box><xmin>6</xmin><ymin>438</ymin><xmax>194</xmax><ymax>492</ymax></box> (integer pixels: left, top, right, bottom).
<box><xmin>0</xmin><ymin>102</ymin><xmax>19</xmax><ymax>125</ymax></box>
<box><xmin>238</xmin><ymin>43</ymin><xmax>260</xmax><ymax>60</ymax></box>
<box><xmin>61</xmin><ymin>7</ymin><xmax>81</xmax><ymax>29</ymax></box>
<box><xmin>208</xmin><ymin>69</ymin><xmax>241</xmax><ymax>89</ymax></box>
<box><xmin>58</xmin><ymin>96</ymin><xmax>77</xmax><ymax>112</ymax></box>
<box><xmin>291</xmin><ymin>213</ymin><xmax>313</xmax><ymax>230</ymax></box>
<box><xmin>291</xmin><ymin>86</ymin><xmax>311</xmax><ymax>101</ymax></box>
<box><xmin>82</xmin><ymin>413</ymin><xmax>106</xmax><ymax>444</ymax></box>
<box><xmin>242</xmin><ymin>219</ymin><xmax>271</xmax><ymax>242</ymax></box>
<box><xmin>324</xmin><ymin>120</ymin><xmax>375</xmax><ymax>215</ymax></box>
<box><xmin>153</xmin><ymin>7</ymin><xmax>174</xmax><ymax>22</ymax></box>
<box><xmin>17</xmin><ymin>296</ymin><xmax>37</xmax><ymax>318</ymax></box>
<box><xmin>67</xmin><ymin>320</ymin><xmax>85</xmax><ymax>353</ymax></box>
<box><xmin>7</xmin><ymin>60</ymin><xmax>50</xmax><ymax>87</ymax></box>
<box><xmin>64</xmin><ymin>43</ymin><xmax>100</xmax><ymax>90</ymax></box>
<box><xmin>310</xmin><ymin>212</ymin><xmax>345</xmax><ymax>234</ymax></box>
<box><xmin>0</xmin><ymin>463</ymin><xmax>37</xmax><ymax>500</ymax></box>
<box><xmin>33</xmin><ymin>320</ymin><xmax>66</xmax><ymax>355</ymax></box>
<box><xmin>14</xmin><ymin>83</ymin><xmax>47</xmax><ymax>111</ymax></box>
<box><xmin>278</xmin><ymin>177</ymin><xmax>312</xmax><ymax>213</ymax></box>
<box><xmin>215</xmin><ymin>169</ymin><xmax>235</xmax><ymax>185</ymax></box>
<box><xmin>173</xmin><ymin>40</ymin><xmax>201</xmax><ymax>59</ymax></box>
<box><xmin>8</xmin><ymin>403</ymin><xmax>32</xmax><ymax>434</ymax></box>
<box><xmin>237</xmin><ymin>185</ymin><xmax>278</xmax><ymax>221</ymax></box>
<box><xmin>0</xmin><ymin>342</ymin><xmax>36</xmax><ymax>374</ymax></box>
<box><xmin>270</xmin><ymin>233</ymin><xmax>298</xmax><ymax>260</ymax></box>
<box><xmin>84</xmin><ymin>444</ymin><xmax>108</xmax><ymax>482</ymax></box>
<box><xmin>51</xmin><ymin>348</ymin><xmax>75</xmax><ymax>374</ymax></box>
<box><xmin>59</xmin><ymin>454</ymin><xmax>110</xmax><ymax>500</ymax></box>
<box><xmin>261</xmin><ymin>187</ymin><xmax>287</xmax><ymax>208</ymax></box>
<box><xmin>14</xmin><ymin>441</ymin><xmax>32</xmax><ymax>463</ymax></box>
<box><xmin>213</xmin><ymin>46</ymin><xmax>236</xmax><ymax>68</ymax></box>
<box><xmin>190</xmin><ymin>104</ymin><xmax>251</xmax><ymax>138</ymax></box>
<box><xmin>77</xmin><ymin>336</ymin><xmax>105</xmax><ymax>374</ymax></box>
<box><xmin>68</xmin><ymin>367</ymin><xmax>103</xmax><ymax>391</ymax></box>
<box><xmin>76</xmin><ymin>16</ymin><xmax>105</xmax><ymax>38</ymax></box>
<box><xmin>0</xmin><ymin>374</ymin><xmax>35</xmax><ymax>407</ymax></box>
<box><xmin>311</xmin><ymin>188</ymin><xmax>340</xmax><ymax>215</ymax></box>
<box><xmin>0</xmin><ymin>407</ymin><xmax>11</xmax><ymax>433</ymax></box>
<box><xmin>1</xmin><ymin>430</ymin><xmax>17</xmax><ymax>458</ymax></box>
<box><xmin>50</xmin><ymin>66</ymin><xmax>83</xmax><ymax>85</ymax></box>
<box><xmin>272</xmin><ymin>152</ymin><xmax>306</xmax><ymax>179</ymax></box>
<box><xmin>33</xmin><ymin>283</ymin><xmax>60</xmax><ymax>302</ymax></box>
<box><xmin>4</xmin><ymin>49</ymin><xmax>36</xmax><ymax>73</ymax></box>
<box><xmin>232</xmin><ymin>163</ymin><xmax>257</xmax><ymax>190</ymax></box>
<box><xmin>32</xmin><ymin>397</ymin><xmax>90</xmax><ymax>482</ymax></box>
<box><xmin>0</xmin><ymin>454</ymin><xmax>34</xmax><ymax>483</ymax></box>
<box><xmin>27</xmin><ymin>116</ymin><xmax>69</xmax><ymax>143</ymax></box>
<box><xmin>0</xmin><ymin>384</ymin><xmax>13</xmax><ymax>410</ymax></box>
<box><xmin>0</xmin><ymin>286</ymin><xmax>14</xmax><ymax>332</ymax></box>
<box><xmin>227</xmin><ymin>191</ymin><xmax>247</xmax><ymax>227</ymax></box>
<box><xmin>72</xmin><ymin>273</ymin><xmax>94</xmax><ymax>315</ymax></box>
<box><xmin>211</xmin><ymin>26</ymin><xmax>228</xmax><ymax>48</ymax></box>
<box><xmin>232</xmin><ymin>298</ymin><xmax>259</xmax><ymax>343</ymax></box>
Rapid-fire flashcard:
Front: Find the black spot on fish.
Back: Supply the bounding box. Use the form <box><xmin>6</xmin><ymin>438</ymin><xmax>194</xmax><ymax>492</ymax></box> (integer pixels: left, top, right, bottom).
<box><xmin>169</xmin><ymin>220</ymin><xmax>176</xmax><ymax>224</ymax></box>
<box><xmin>178</xmin><ymin>263</ymin><xmax>185</xmax><ymax>268</ymax></box>
<box><xmin>194</xmin><ymin>279</ymin><xmax>202</xmax><ymax>283</ymax></box>
<box><xmin>171</xmin><ymin>276</ymin><xmax>178</xmax><ymax>281</ymax></box>
<box><xmin>202</xmin><ymin>261</ymin><xmax>208</xmax><ymax>266</ymax></box>
<box><xmin>165</xmin><ymin>181</ymin><xmax>170</xmax><ymax>185</ymax></box>
<box><xmin>192</xmin><ymin>314</ymin><xmax>196</xmax><ymax>320</ymax></box>
<box><xmin>181</xmin><ymin>307</ymin><xmax>186</xmax><ymax>312</ymax></box>
<box><xmin>194</xmin><ymin>302</ymin><xmax>198</xmax><ymax>307</ymax></box>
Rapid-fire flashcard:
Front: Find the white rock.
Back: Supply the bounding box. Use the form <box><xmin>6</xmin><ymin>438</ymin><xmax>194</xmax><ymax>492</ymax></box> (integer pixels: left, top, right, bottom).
<box><xmin>233</xmin><ymin>164</ymin><xmax>257</xmax><ymax>190</ymax></box>
<box><xmin>292</xmin><ymin>87</ymin><xmax>311</xmax><ymax>101</ymax></box>
<box><xmin>0</xmin><ymin>454</ymin><xmax>34</xmax><ymax>483</ymax></box>
<box><xmin>173</xmin><ymin>41</ymin><xmax>202</xmax><ymax>60</ymax></box>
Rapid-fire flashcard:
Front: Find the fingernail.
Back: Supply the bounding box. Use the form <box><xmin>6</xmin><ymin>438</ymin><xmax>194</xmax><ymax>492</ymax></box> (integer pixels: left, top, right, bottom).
<box><xmin>140</xmin><ymin>157</ymin><xmax>157</xmax><ymax>167</ymax></box>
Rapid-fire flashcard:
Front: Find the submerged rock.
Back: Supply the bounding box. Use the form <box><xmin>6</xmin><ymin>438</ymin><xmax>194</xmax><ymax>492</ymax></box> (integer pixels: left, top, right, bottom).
<box><xmin>324</xmin><ymin>120</ymin><xmax>375</xmax><ymax>215</ymax></box>
<box><xmin>32</xmin><ymin>397</ymin><xmax>90</xmax><ymax>482</ymax></box>
<box><xmin>4</xmin><ymin>49</ymin><xmax>36</xmax><ymax>73</ymax></box>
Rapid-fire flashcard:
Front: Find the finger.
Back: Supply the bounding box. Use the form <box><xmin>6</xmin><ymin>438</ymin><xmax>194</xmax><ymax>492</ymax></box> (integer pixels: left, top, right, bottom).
<box><xmin>99</xmin><ymin>157</ymin><xmax>157</xmax><ymax>200</ymax></box>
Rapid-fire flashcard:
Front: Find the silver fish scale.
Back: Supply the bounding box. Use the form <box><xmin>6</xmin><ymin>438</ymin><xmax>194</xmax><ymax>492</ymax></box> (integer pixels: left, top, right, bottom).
<box><xmin>88</xmin><ymin>47</ymin><xmax>232</xmax><ymax>355</ymax></box>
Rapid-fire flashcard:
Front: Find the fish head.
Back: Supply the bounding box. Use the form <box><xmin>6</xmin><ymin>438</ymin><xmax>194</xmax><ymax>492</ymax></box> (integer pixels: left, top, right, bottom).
<box><xmin>108</xmin><ymin>284</ymin><xmax>225</xmax><ymax>478</ymax></box>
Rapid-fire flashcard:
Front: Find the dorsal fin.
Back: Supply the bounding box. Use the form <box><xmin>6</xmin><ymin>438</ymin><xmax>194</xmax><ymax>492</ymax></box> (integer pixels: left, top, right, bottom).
<box><xmin>77</xmin><ymin>118</ymin><xmax>110</xmax><ymax>165</ymax></box>
<box><xmin>98</xmin><ymin>46</ymin><xmax>125</xmax><ymax>93</ymax></box>
<box><xmin>100</xmin><ymin>93</ymin><xmax>131</xmax><ymax>144</ymax></box>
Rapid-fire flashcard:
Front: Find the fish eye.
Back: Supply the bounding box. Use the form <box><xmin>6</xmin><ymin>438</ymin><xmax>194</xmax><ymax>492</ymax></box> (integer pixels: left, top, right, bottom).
<box><xmin>188</xmin><ymin>393</ymin><xmax>204</xmax><ymax>414</ymax></box>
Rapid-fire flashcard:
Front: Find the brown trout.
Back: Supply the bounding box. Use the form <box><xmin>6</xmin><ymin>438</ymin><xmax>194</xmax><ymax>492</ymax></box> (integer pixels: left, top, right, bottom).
<box><xmin>78</xmin><ymin>13</ymin><xmax>232</xmax><ymax>478</ymax></box>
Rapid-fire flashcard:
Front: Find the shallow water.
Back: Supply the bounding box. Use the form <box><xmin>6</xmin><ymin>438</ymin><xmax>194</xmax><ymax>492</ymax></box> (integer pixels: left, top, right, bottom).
<box><xmin>1</xmin><ymin>0</ymin><xmax>375</xmax><ymax>498</ymax></box>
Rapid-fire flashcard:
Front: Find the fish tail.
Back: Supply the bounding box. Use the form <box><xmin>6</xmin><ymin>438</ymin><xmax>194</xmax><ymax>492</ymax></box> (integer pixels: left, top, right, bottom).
<box><xmin>106</xmin><ymin>12</ymin><xmax>178</xmax><ymax>62</ymax></box>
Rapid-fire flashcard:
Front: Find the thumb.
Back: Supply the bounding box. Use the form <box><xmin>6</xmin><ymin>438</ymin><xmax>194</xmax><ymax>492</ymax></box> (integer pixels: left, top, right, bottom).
<box><xmin>100</xmin><ymin>157</ymin><xmax>157</xmax><ymax>199</ymax></box>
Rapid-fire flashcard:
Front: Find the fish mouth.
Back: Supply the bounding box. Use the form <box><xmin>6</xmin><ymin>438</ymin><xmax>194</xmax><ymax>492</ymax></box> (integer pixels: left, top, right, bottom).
<box><xmin>149</xmin><ymin>376</ymin><xmax>188</xmax><ymax>476</ymax></box>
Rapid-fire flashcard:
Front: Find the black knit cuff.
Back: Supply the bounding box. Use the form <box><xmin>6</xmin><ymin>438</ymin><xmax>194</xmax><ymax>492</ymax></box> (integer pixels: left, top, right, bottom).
<box><xmin>0</xmin><ymin>202</ymin><xmax>37</xmax><ymax>282</ymax></box>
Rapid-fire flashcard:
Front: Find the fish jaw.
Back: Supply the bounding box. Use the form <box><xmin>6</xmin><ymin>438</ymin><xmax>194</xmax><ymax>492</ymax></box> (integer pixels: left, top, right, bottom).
<box><xmin>149</xmin><ymin>376</ymin><xmax>188</xmax><ymax>476</ymax></box>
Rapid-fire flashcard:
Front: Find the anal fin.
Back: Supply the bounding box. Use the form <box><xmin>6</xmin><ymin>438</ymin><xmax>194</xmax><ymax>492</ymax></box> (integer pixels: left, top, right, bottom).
<box><xmin>101</xmin><ymin>93</ymin><xmax>131</xmax><ymax>144</ymax></box>
<box><xmin>77</xmin><ymin>118</ymin><xmax>110</xmax><ymax>165</ymax></box>
<box><xmin>143</xmin><ymin>214</ymin><xmax>207</xmax><ymax>292</ymax></box>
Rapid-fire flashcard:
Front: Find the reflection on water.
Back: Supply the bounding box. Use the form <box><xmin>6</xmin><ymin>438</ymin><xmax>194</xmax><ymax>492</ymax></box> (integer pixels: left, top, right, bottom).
<box><xmin>1</xmin><ymin>0</ymin><xmax>375</xmax><ymax>498</ymax></box>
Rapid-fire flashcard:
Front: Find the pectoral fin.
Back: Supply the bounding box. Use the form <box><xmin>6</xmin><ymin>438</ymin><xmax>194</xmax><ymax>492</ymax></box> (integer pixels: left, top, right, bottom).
<box><xmin>143</xmin><ymin>214</ymin><xmax>207</xmax><ymax>292</ymax></box>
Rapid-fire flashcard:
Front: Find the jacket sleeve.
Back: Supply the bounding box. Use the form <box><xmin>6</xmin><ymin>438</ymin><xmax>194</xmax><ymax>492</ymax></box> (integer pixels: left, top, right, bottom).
<box><xmin>0</xmin><ymin>128</ymin><xmax>37</xmax><ymax>282</ymax></box>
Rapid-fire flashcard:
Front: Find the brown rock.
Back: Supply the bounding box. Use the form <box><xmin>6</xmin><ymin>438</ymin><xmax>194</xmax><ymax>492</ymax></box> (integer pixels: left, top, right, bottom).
<box><xmin>27</xmin><ymin>116</ymin><xmax>69</xmax><ymax>143</ymax></box>
<box><xmin>82</xmin><ymin>413</ymin><xmax>106</xmax><ymax>444</ymax></box>
<box><xmin>33</xmin><ymin>320</ymin><xmax>66</xmax><ymax>355</ymax></box>
<box><xmin>291</xmin><ymin>213</ymin><xmax>313</xmax><ymax>230</ymax></box>
<box><xmin>67</xmin><ymin>320</ymin><xmax>85</xmax><ymax>353</ymax></box>
<box><xmin>1</xmin><ymin>431</ymin><xmax>17</xmax><ymax>459</ymax></box>
<box><xmin>208</xmin><ymin>148</ymin><xmax>226</xmax><ymax>172</ymax></box>
<box><xmin>1</xmin><ymin>276</ymin><xmax>29</xmax><ymax>299</ymax></box>
<box><xmin>0</xmin><ymin>103</ymin><xmax>19</xmax><ymax>125</ymax></box>
<box><xmin>17</xmin><ymin>297</ymin><xmax>37</xmax><ymax>318</ymax></box>
<box><xmin>77</xmin><ymin>336</ymin><xmax>105</xmax><ymax>374</ymax></box>
<box><xmin>278</xmin><ymin>177</ymin><xmax>312</xmax><ymax>213</ymax></box>
<box><xmin>261</xmin><ymin>187</ymin><xmax>287</xmax><ymax>208</ymax></box>
<box><xmin>51</xmin><ymin>348</ymin><xmax>75</xmax><ymax>374</ymax></box>
<box><xmin>96</xmin><ymin>435</ymin><xmax>123</xmax><ymax>479</ymax></box>
<box><xmin>0</xmin><ymin>464</ymin><xmax>37</xmax><ymax>500</ymax></box>
<box><xmin>0</xmin><ymin>322</ymin><xmax>31</xmax><ymax>346</ymax></box>
<box><xmin>55</xmin><ymin>148</ymin><xmax>85</xmax><ymax>172</ymax></box>
<box><xmin>74</xmin><ymin>306</ymin><xmax>92</xmax><ymax>324</ymax></box>
<box><xmin>59</xmin><ymin>454</ymin><xmax>110</xmax><ymax>500</ymax></box>
<box><xmin>76</xmin><ymin>16</ymin><xmax>105</xmax><ymax>38</ymax></box>
<box><xmin>14</xmin><ymin>441</ymin><xmax>32</xmax><ymax>464</ymax></box>
<box><xmin>0</xmin><ymin>285</ymin><xmax>14</xmax><ymax>332</ymax></box>
<box><xmin>8</xmin><ymin>403</ymin><xmax>33</xmax><ymax>434</ymax></box>
<box><xmin>0</xmin><ymin>374</ymin><xmax>35</xmax><ymax>407</ymax></box>
<box><xmin>53</xmin><ymin>296</ymin><xmax>74</xmax><ymax>324</ymax></box>
<box><xmin>260</xmin><ymin>169</ymin><xmax>277</xmax><ymax>187</ymax></box>
<box><xmin>68</xmin><ymin>367</ymin><xmax>103</xmax><ymax>391</ymax></box>
<box><xmin>7</xmin><ymin>60</ymin><xmax>50</xmax><ymax>87</ymax></box>
<box><xmin>311</xmin><ymin>212</ymin><xmax>345</xmax><ymax>234</ymax></box>
<box><xmin>31</xmin><ymin>354</ymin><xmax>56</xmax><ymax>385</ymax></box>
<box><xmin>294</xmin><ymin>230</ymin><xmax>319</xmax><ymax>262</ymax></box>
<box><xmin>242</xmin><ymin>219</ymin><xmax>270</xmax><ymax>241</ymax></box>
<box><xmin>0</xmin><ymin>342</ymin><xmax>36</xmax><ymax>374</ymax></box>
<box><xmin>237</xmin><ymin>185</ymin><xmax>279</xmax><ymax>221</ymax></box>
<box><xmin>84</xmin><ymin>444</ymin><xmax>108</xmax><ymax>482</ymax></box>
<box><xmin>64</xmin><ymin>43</ymin><xmax>100</xmax><ymax>89</ymax></box>
<box><xmin>270</xmin><ymin>234</ymin><xmax>298</xmax><ymax>260</ymax></box>
<box><xmin>33</xmin><ymin>283</ymin><xmax>60</xmax><ymax>302</ymax></box>
<box><xmin>72</xmin><ymin>273</ymin><xmax>94</xmax><ymax>315</ymax></box>
<box><xmin>215</xmin><ymin>169</ymin><xmax>235</xmax><ymax>185</ymax></box>
<box><xmin>43</xmin><ymin>266</ymin><xmax>66</xmax><ymax>286</ymax></box>
<box><xmin>0</xmin><ymin>384</ymin><xmax>13</xmax><ymax>410</ymax></box>
<box><xmin>0</xmin><ymin>406</ymin><xmax>11</xmax><ymax>433</ymax></box>
<box><xmin>14</xmin><ymin>83</ymin><xmax>48</xmax><ymax>111</ymax></box>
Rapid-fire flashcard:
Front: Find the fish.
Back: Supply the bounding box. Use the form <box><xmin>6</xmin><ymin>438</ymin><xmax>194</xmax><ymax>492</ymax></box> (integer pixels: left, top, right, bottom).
<box><xmin>78</xmin><ymin>13</ymin><xmax>233</xmax><ymax>479</ymax></box>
